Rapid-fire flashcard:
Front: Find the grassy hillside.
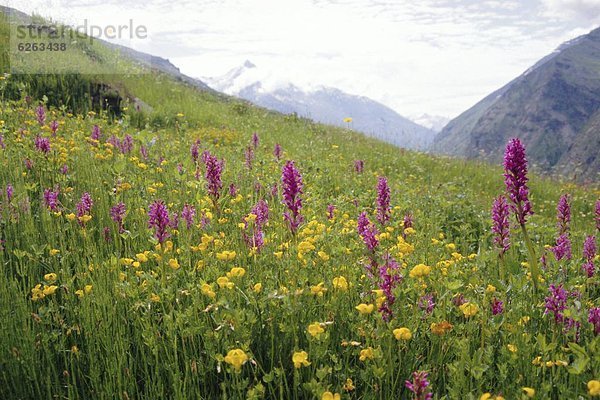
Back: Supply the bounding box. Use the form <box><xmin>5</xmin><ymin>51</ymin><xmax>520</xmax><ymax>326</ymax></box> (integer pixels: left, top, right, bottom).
<box><xmin>1</xmin><ymin>8</ymin><xmax>600</xmax><ymax>400</ymax></box>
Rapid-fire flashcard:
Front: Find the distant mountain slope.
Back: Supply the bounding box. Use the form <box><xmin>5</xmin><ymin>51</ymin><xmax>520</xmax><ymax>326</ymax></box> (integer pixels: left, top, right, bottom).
<box><xmin>432</xmin><ymin>27</ymin><xmax>600</xmax><ymax>181</ymax></box>
<box><xmin>205</xmin><ymin>62</ymin><xmax>436</xmax><ymax>150</ymax></box>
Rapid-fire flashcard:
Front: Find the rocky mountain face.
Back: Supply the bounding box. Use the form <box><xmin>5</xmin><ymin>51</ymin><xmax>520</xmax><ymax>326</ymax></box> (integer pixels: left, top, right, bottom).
<box><xmin>432</xmin><ymin>27</ymin><xmax>600</xmax><ymax>182</ymax></box>
<box><xmin>205</xmin><ymin>61</ymin><xmax>436</xmax><ymax>150</ymax></box>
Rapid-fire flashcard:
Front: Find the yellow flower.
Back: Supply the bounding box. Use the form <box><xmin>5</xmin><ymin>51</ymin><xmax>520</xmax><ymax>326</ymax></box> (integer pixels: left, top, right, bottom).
<box><xmin>522</xmin><ymin>387</ymin><xmax>535</xmax><ymax>398</ymax></box>
<box><xmin>322</xmin><ymin>392</ymin><xmax>341</xmax><ymax>400</ymax></box>
<box><xmin>66</xmin><ymin>213</ymin><xmax>76</xmax><ymax>221</ymax></box>
<box><xmin>321</xmin><ymin>392</ymin><xmax>341</xmax><ymax>400</ymax></box>
<box><xmin>44</xmin><ymin>273</ymin><xmax>57</xmax><ymax>282</ymax></box>
<box><xmin>332</xmin><ymin>276</ymin><xmax>348</xmax><ymax>291</ymax></box>
<box><xmin>292</xmin><ymin>351</ymin><xmax>311</xmax><ymax>368</ymax></box>
<box><xmin>168</xmin><ymin>258</ymin><xmax>180</xmax><ymax>270</ymax></box>
<box><xmin>404</xmin><ymin>227</ymin><xmax>416</xmax><ymax>235</ymax></box>
<box><xmin>359</xmin><ymin>347</ymin><xmax>375</xmax><ymax>361</ymax></box>
<box><xmin>75</xmin><ymin>289</ymin><xmax>84</xmax><ymax>298</ymax></box>
<box><xmin>430</xmin><ymin>321</ymin><xmax>453</xmax><ymax>335</ymax></box>
<box><xmin>343</xmin><ymin>378</ymin><xmax>355</xmax><ymax>391</ymax></box>
<box><xmin>216</xmin><ymin>276</ymin><xmax>234</xmax><ymax>289</ymax></box>
<box><xmin>507</xmin><ymin>344</ymin><xmax>517</xmax><ymax>353</ymax></box>
<box><xmin>78</xmin><ymin>215</ymin><xmax>92</xmax><ymax>224</ymax></box>
<box><xmin>121</xmin><ymin>258</ymin><xmax>134</xmax><ymax>266</ymax></box>
<box><xmin>136</xmin><ymin>253</ymin><xmax>149</xmax><ymax>263</ymax></box>
<box><xmin>307</xmin><ymin>322</ymin><xmax>325</xmax><ymax>338</ymax></box>
<box><xmin>518</xmin><ymin>316</ymin><xmax>530</xmax><ymax>325</ymax></box>
<box><xmin>343</xmin><ymin>117</ymin><xmax>352</xmax><ymax>123</ymax></box>
<box><xmin>223</xmin><ymin>349</ymin><xmax>248</xmax><ymax>372</ymax></box>
<box><xmin>588</xmin><ymin>380</ymin><xmax>600</xmax><ymax>396</ymax></box>
<box><xmin>393</xmin><ymin>327</ymin><xmax>412</xmax><ymax>341</ymax></box>
<box><xmin>311</xmin><ymin>282</ymin><xmax>327</xmax><ymax>296</ymax></box>
<box><xmin>84</xmin><ymin>285</ymin><xmax>92</xmax><ymax>294</ymax></box>
<box><xmin>253</xmin><ymin>283</ymin><xmax>262</xmax><ymax>293</ymax></box>
<box><xmin>43</xmin><ymin>285</ymin><xmax>58</xmax><ymax>295</ymax></box>
<box><xmin>216</xmin><ymin>250</ymin><xmax>236</xmax><ymax>261</ymax></box>
<box><xmin>459</xmin><ymin>302</ymin><xmax>479</xmax><ymax>317</ymax></box>
<box><xmin>318</xmin><ymin>251</ymin><xmax>330</xmax><ymax>261</ymax></box>
<box><xmin>201</xmin><ymin>283</ymin><xmax>216</xmax><ymax>298</ymax></box>
<box><xmin>409</xmin><ymin>264</ymin><xmax>431</xmax><ymax>278</ymax></box>
<box><xmin>150</xmin><ymin>293</ymin><xmax>161</xmax><ymax>302</ymax></box>
<box><xmin>480</xmin><ymin>394</ymin><xmax>504</xmax><ymax>400</ymax></box>
<box><xmin>226</xmin><ymin>267</ymin><xmax>246</xmax><ymax>278</ymax></box>
<box><xmin>355</xmin><ymin>303</ymin><xmax>375</xmax><ymax>315</ymax></box>
<box><xmin>49</xmin><ymin>249</ymin><xmax>60</xmax><ymax>256</ymax></box>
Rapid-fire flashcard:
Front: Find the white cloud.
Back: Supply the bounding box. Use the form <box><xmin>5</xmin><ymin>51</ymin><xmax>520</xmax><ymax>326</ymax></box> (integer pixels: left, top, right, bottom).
<box><xmin>5</xmin><ymin>0</ymin><xmax>599</xmax><ymax>118</ymax></box>
<box><xmin>541</xmin><ymin>0</ymin><xmax>600</xmax><ymax>21</ymax></box>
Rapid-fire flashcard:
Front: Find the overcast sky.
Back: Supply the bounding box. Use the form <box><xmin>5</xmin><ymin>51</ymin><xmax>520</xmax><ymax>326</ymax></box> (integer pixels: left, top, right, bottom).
<box><xmin>5</xmin><ymin>0</ymin><xmax>600</xmax><ymax>119</ymax></box>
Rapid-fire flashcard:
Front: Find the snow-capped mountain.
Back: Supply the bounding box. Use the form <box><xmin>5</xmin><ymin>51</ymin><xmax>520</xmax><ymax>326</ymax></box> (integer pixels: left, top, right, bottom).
<box><xmin>204</xmin><ymin>61</ymin><xmax>436</xmax><ymax>150</ymax></box>
<box><xmin>409</xmin><ymin>114</ymin><xmax>450</xmax><ymax>132</ymax></box>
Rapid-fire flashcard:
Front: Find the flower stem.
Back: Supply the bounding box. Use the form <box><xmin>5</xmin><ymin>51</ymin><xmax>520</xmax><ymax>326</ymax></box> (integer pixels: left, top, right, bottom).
<box><xmin>520</xmin><ymin>224</ymin><xmax>539</xmax><ymax>292</ymax></box>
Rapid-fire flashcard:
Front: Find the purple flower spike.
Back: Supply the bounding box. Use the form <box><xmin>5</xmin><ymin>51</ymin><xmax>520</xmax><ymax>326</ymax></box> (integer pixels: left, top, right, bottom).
<box><xmin>327</xmin><ymin>204</ymin><xmax>336</xmax><ymax>220</ymax></box>
<box><xmin>281</xmin><ymin>160</ymin><xmax>304</xmax><ymax>234</ymax></box>
<box><xmin>556</xmin><ymin>194</ymin><xmax>571</xmax><ymax>235</ymax></box>
<box><xmin>357</xmin><ymin>212</ymin><xmax>379</xmax><ymax>252</ymax></box>
<box><xmin>582</xmin><ymin>235</ymin><xmax>596</xmax><ymax>277</ymax></box>
<box><xmin>245</xmin><ymin>146</ymin><xmax>254</xmax><ymax>170</ymax></box>
<box><xmin>491</xmin><ymin>297</ymin><xmax>504</xmax><ymax>315</ymax></box>
<box><xmin>418</xmin><ymin>293</ymin><xmax>435</xmax><ymax>315</ymax></box>
<box><xmin>50</xmin><ymin>120</ymin><xmax>59</xmax><ymax>135</ymax></box>
<box><xmin>110</xmin><ymin>203</ymin><xmax>126</xmax><ymax>233</ymax></box>
<box><xmin>376</xmin><ymin>176</ymin><xmax>391</xmax><ymax>225</ymax></box>
<box><xmin>190</xmin><ymin>139</ymin><xmax>201</xmax><ymax>163</ymax></box>
<box><xmin>273</xmin><ymin>143</ymin><xmax>282</xmax><ymax>160</ymax></box>
<box><xmin>148</xmin><ymin>201</ymin><xmax>170</xmax><ymax>244</ymax></box>
<box><xmin>589</xmin><ymin>308</ymin><xmax>600</xmax><ymax>335</ymax></box>
<box><xmin>551</xmin><ymin>234</ymin><xmax>572</xmax><ymax>261</ymax></box>
<box><xmin>503</xmin><ymin>138</ymin><xmax>533</xmax><ymax>225</ymax></box>
<box><xmin>378</xmin><ymin>256</ymin><xmax>402</xmax><ymax>321</ymax></box>
<box><xmin>354</xmin><ymin>160</ymin><xmax>364</xmax><ymax>174</ymax></box>
<box><xmin>35</xmin><ymin>105</ymin><xmax>46</xmax><ymax>126</ymax></box>
<box><xmin>181</xmin><ymin>204</ymin><xmax>196</xmax><ymax>229</ymax></box>
<box><xmin>76</xmin><ymin>193</ymin><xmax>93</xmax><ymax>216</ymax></box>
<box><xmin>6</xmin><ymin>184</ymin><xmax>13</xmax><ymax>202</ymax></box>
<box><xmin>544</xmin><ymin>284</ymin><xmax>568</xmax><ymax>323</ymax></box>
<box><xmin>43</xmin><ymin>188</ymin><xmax>60</xmax><ymax>212</ymax></box>
<box><xmin>76</xmin><ymin>192</ymin><xmax>93</xmax><ymax>227</ymax></box>
<box><xmin>405</xmin><ymin>370</ymin><xmax>433</xmax><ymax>400</ymax></box>
<box><xmin>251</xmin><ymin>132</ymin><xmax>259</xmax><ymax>149</ymax></box>
<box><xmin>91</xmin><ymin>125</ymin><xmax>101</xmax><ymax>141</ymax></box>
<box><xmin>34</xmin><ymin>136</ymin><xmax>51</xmax><ymax>154</ymax></box>
<box><xmin>492</xmin><ymin>195</ymin><xmax>511</xmax><ymax>255</ymax></box>
<box><xmin>202</xmin><ymin>151</ymin><xmax>224</xmax><ymax>204</ymax></box>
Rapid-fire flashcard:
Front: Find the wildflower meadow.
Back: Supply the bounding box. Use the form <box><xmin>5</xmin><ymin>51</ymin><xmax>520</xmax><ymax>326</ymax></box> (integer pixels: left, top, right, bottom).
<box><xmin>0</xmin><ymin>97</ymin><xmax>599</xmax><ymax>400</ymax></box>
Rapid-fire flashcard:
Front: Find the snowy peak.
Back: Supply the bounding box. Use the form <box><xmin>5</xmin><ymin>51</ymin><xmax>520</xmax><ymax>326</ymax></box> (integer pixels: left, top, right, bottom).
<box><xmin>410</xmin><ymin>114</ymin><xmax>450</xmax><ymax>132</ymax></box>
<box><xmin>204</xmin><ymin>61</ymin><xmax>436</xmax><ymax>150</ymax></box>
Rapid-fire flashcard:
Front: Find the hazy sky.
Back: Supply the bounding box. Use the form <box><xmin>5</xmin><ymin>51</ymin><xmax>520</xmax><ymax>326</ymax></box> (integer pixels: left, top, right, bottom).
<box><xmin>5</xmin><ymin>0</ymin><xmax>600</xmax><ymax>118</ymax></box>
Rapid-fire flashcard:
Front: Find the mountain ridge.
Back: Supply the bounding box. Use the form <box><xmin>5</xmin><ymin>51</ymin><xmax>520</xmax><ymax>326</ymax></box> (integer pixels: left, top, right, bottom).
<box><xmin>432</xmin><ymin>26</ymin><xmax>600</xmax><ymax>182</ymax></box>
<box><xmin>205</xmin><ymin>61</ymin><xmax>437</xmax><ymax>150</ymax></box>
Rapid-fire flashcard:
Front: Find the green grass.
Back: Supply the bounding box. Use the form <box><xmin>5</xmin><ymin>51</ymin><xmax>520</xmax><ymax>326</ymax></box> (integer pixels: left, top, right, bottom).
<box><xmin>0</xmin><ymin>7</ymin><xmax>599</xmax><ymax>400</ymax></box>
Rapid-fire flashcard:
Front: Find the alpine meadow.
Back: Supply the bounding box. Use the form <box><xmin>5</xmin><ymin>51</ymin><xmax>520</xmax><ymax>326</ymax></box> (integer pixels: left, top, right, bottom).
<box><xmin>0</xmin><ymin>5</ymin><xmax>600</xmax><ymax>400</ymax></box>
